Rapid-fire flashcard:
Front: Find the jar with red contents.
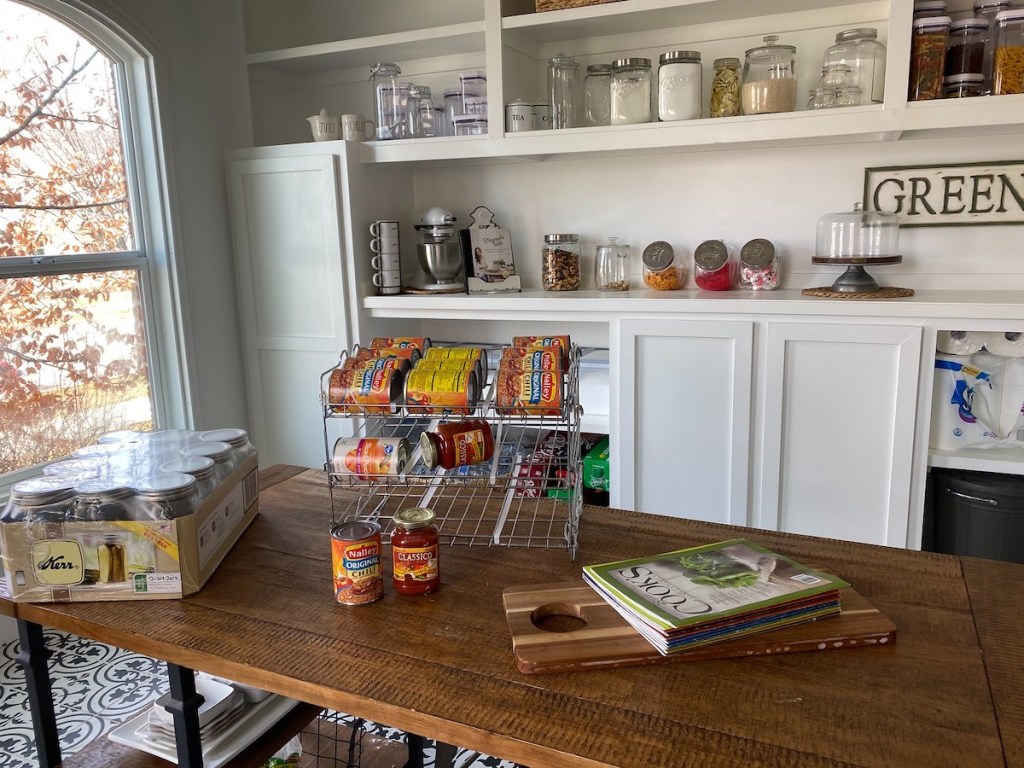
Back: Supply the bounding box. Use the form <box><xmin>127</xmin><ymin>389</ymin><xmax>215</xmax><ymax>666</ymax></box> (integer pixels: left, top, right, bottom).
<box><xmin>419</xmin><ymin>419</ymin><xmax>494</xmax><ymax>469</ymax></box>
<box><xmin>693</xmin><ymin>239</ymin><xmax>737</xmax><ymax>291</ymax></box>
<box><xmin>391</xmin><ymin>507</ymin><xmax>440</xmax><ymax>595</ymax></box>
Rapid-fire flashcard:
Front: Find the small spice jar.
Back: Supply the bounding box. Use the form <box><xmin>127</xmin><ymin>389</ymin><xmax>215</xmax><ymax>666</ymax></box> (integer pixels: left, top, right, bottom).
<box><xmin>693</xmin><ymin>239</ymin><xmax>737</xmax><ymax>291</ymax></box>
<box><xmin>943</xmin><ymin>73</ymin><xmax>986</xmax><ymax>97</ymax></box>
<box><xmin>610</xmin><ymin>57</ymin><xmax>653</xmax><ymax>125</ymax></box>
<box><xmin>391</xmin><ymin>507</ymin><xmax>440</xmax><ymax>595</ymax></box>
<box><xmin>739</xmin><ymin>238</ymin><xmax>780</xmax><ymax>291</ymax></box>
<box><xmin>993</xmin><ymin>9</ymin><xmax>1024</xmax><ymax>95</ymax></box>
<box><xmin>909</xmin><ymin>16</ymin><xmax>952</xmax><ymax>100</ymax></box>
<box><xmin>642</xmin><ymin>241</ymin><xmax>686</xmax><ymax>290</ymax></box>
<box><xmin>710</xmin><ymin>57</ymin><xmax>741</xmax><ymax>117</ymax></box>
<box><xmin>595</xmin><ymin>236</ymin><xmax>630</xmax><ymax>291</ymax></box>
<box><xmin>658</xmin><ymin>50</ymin><xmax>703</xmax><ymax>121</ymax></box>
<box><xmin>542</xmin><ymin>234</ymin><xmax>581</xmax><ymax>291</ymax></box>
<box><xmin>419</xmin><ymin>419</ymin><xmax>494</xmax><ymax>470</ymax></box>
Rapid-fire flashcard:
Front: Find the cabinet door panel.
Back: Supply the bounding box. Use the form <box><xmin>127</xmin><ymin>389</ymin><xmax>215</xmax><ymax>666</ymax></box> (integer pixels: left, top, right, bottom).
<box><xmin>614</xmin><ymin>318</ymin><xmax>753</xmax><ymax>525</ymax></box>
<box><xmin>759</xmin><ymin>323</ymin><xmax>921</xmax><ymax>547</ymax></box>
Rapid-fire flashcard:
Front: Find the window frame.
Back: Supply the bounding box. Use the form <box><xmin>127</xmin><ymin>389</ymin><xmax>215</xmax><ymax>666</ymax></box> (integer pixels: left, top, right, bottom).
<box><xmin>0</xmin><ymin>0</ymin><xmax>191</xmax><ymax>493</ymax></box>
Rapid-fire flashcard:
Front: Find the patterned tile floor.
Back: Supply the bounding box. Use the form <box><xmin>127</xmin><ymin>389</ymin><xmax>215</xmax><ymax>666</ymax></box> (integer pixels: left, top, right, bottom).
<box><xmin>0</xmin><ymin>629</ymin><xmax>522</xmax><ymax>768</ymax></box>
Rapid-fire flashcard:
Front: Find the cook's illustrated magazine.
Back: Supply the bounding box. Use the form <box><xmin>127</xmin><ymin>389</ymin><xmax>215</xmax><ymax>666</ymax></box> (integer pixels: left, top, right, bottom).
<box><xmin>582</xmin><ymin>539</ymin><xmax>848</xmax><ymax>654</ymax></box>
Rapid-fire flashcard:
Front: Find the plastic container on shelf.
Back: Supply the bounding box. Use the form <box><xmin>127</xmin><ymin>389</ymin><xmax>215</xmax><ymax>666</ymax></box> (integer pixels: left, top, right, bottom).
<box><xmin>975</xmin><ymin>0</ymin><xmax>1013</xmax><ymax>92</ymax></box>
<box><xmin>945</xmin><ymin>18</ymin><xmax>988</xmax><ymax>78</ymax></box>
<box><xmin>943</xmin><ymin>72</ymin><xmax>986</xmax><ymax>97</ymax></box>
<box><xmin>741</xmin><ymin>36</ymin><xmax>797</xmax><ymax>115</ymax></box>
<box><xmin>914</xmin><ymin>0</ymin><xmax>947</xmax><ymax>18</ymax></box>
<box><xmin>909</xmin><ymin>16</ymin><xmax>952</xmax><ymax>100</ymax></box>
<box><xmin>610</xmin><ymin>58</ymin><xmax>653</xmax><ymax>125</ymax></box>
<box><xmin>548</xmin><ymin>54</ymin><xmax>581</xmax><ymax>129</ymax></box>
<box><xmin>993</xmin><ymin>9</ymin><xmax>1024</xmax><ymax>95</ymax></box>
<box><xmin>459</xmin><ymin>71</ymin><xmax>487</xmax><ymax>106</ymax></box>
<box><xmin>583</xmin><ymin>64</ymin><xmax>612</xmax><ymax>126</ymax></box>
<box><xmin>595</xmin><ymin>236</ymin><xmax>630</xmax><ymax>291</ymax></box>
<box><xmin>710</xmin><ymin>57</ymin><xmax>742</xmax><ymax>117</ymax></box>
<box><xmin>453</xmin><ymin>116</ymin><xmax>487</xmax><ymax>136</ymax></box>
<box><xmin>658</xmin><ymin>50</ymin><xmax>702</xmax><ymax>121</ymax></box>
<box><xmin>823</xmin><ymin>28</ymin><xmax>887</xmax><ymax>104</ymax></box>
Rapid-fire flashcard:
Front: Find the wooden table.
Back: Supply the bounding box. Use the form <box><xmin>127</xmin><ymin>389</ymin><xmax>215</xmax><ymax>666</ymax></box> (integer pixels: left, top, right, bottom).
<box><xmin>7</xmin><ymin>464</ymin><xmax>1024</xmax><ymax>767</ymax></box>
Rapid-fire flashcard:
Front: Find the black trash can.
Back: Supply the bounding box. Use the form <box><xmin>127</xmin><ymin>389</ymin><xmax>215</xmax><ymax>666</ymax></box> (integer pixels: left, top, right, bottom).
<box><xmin>931</xmin><ymin>468</ymin><xmax>1024</xmax><ymax>564</ymax></box>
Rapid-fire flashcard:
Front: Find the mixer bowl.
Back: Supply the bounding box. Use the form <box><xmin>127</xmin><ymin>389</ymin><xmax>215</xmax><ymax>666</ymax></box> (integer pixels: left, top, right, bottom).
<box><xmin>417</xmin><ymin>242</ymin><xmax>462</xmax><ymax>283</ymax></box>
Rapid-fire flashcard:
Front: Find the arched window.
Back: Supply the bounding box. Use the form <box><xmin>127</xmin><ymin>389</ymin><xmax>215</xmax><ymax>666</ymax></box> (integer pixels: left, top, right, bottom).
<box><xmin>0</xmin><ymin>0</ymin><xmax>184</xmax><ymax>487</ymax></box>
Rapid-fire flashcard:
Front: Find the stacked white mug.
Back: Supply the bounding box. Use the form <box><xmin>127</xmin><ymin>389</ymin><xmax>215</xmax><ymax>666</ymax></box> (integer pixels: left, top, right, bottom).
<box><xmin>370</xmin><ymin>220</ymin><xmax>402</xmax><ymax>295</ymax></box>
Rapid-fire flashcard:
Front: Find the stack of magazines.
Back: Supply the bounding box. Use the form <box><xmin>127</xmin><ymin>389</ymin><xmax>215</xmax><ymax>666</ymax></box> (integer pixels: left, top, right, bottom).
<box><xmin>582</xmin><ymin>539</ymin><xmax>848</xmax><ymax>655</ymax></box>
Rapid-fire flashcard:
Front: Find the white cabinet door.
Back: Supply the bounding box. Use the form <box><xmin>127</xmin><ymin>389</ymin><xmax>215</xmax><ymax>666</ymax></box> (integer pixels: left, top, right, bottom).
<box><xmin>612</xmin><ymin>317</ymin><xmax>754</xmax><ymax>525</ymax></box>
<box><xmin>757</xmin><ymin>322</ymin><xmax>922</xmax><ymax>547</ymax></box>
<box><xmin>227</xmin><ymin>154</ymin><xmax>350</xmax><ymax>468</ymax></box>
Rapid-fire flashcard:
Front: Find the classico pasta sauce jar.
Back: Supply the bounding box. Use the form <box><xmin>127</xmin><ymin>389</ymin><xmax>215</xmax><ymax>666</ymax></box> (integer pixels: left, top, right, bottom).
<box><xmin>391</xmin><ymin>507</ymin><xmax>440</xmax><ymax>595</ymax></box>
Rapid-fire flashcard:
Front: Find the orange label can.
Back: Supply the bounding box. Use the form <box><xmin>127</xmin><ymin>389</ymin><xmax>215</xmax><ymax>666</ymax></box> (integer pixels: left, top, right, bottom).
<box><xmin>496</xmin><ymin>369</ymin><xmax>563</xmax><ymax>415</ymax></box>
<box><xmin>330</xmin><ymin>522</ymin><xmax>383</xmax><ymax>605</ymax></box>
<box><xmin>403</xmin><ymin>368</ymin><xmax>477</xmax><ymax>414</ymax></box>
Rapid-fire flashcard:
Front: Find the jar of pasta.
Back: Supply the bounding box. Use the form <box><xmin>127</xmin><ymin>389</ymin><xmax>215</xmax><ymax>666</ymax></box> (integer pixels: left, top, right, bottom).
<box><xmin>642</xmin><ymin>241</ymin><xmax>686</xmax><ymax>290</ymax></box>
<box><xmin>909</xmin><ymin>16</ymin><xmax>951</xmax><ymax>100</ymax></box>
<box><xmin>710</xmin><ymin>57</ymin><xmax>741</xmax><ymax>117</ymax></box>
<box><xmin>993</xmin><ymin>9</ymin><xmax>1024</xmax><ymax>95</ymax></box>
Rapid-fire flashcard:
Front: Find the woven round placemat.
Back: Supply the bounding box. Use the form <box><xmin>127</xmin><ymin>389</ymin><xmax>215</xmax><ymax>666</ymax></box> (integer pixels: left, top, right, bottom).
<box><xmin>801</xmin><ymin>286</ymin><xmax>915</xmax><ymax>299</ymax></box>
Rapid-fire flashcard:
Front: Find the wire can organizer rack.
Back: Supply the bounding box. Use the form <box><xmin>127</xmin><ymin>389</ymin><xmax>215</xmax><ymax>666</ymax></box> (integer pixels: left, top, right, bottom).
<box><xmin>319</xmin><ymin>343</ymin><xmax>583</xmax><ymax>559</ymax></box>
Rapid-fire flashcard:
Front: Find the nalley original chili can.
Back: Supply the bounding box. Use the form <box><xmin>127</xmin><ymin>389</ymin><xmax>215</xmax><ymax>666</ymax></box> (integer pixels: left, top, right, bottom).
<box><xmin>331</xmin><ymin>521</ymin><xmax>384</xmax><ymax>605</ymax></box>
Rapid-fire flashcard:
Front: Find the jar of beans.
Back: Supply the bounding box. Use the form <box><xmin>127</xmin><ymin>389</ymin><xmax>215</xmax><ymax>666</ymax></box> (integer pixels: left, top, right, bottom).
<box><xmin>542</xmin><ymin>234</ymin><xmax>581</xmax><ymax>291</ymax></box>
<box><xmin>909</xmin><ymin>16</ymin><xmax>952</xmax><ymax>100</ymax></box>
<box><xmin>642</xmin><ymin>241</ymin><xmax>686</xmax><ymax>290</ymax></box>
<box><xmin>693</xmin><ymin>239</ymin><xmax>737</xmax><ymax>291</ymax></box>
<box><xmin>739</xmin><ymin>238</ymin><xmax>779</xmax><ymax>291</ymax></box>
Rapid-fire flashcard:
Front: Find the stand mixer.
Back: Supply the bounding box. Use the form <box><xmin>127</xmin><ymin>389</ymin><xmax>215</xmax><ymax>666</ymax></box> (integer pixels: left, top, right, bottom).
<box><xmin>412</xmin><ymin>206</ymin><xmax>464</xmax><ymax>292</ymax></box>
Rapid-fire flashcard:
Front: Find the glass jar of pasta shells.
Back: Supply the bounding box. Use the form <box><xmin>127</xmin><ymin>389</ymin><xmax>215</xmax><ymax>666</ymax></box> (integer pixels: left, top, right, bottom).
<box><xmin>710</xmin><ymin>57</ymin><xmax>741</xmax><ymax>117</ymax></box>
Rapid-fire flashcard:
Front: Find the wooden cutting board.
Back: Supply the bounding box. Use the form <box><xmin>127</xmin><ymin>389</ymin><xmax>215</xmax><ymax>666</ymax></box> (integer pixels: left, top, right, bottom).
<box><xmin>503</xmin><ymin>581</ymin><xmax>897</xmax><ymax>674</ymax></box>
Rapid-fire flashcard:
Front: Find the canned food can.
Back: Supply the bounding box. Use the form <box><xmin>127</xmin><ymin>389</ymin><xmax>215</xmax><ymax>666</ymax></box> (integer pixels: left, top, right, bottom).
<box><xmin>327</xmin><ymin>367</ymin><xmax>403</xmax><ymax>414</ymax></box>
<box><xmin>340</xmin><ymin>355</ymin><xmax>412</xmax><ymax>375</ymax></box>
<box><xmin>413</xmin><ymin>357</ymin><xmax>486</xmax><ymax>387</ymax></box>
<box><xmin>332</xmin><ymin>437</ymin><xmax>410</xmax><ymax>479</ymax></box>
<box><xmin>370</xmin><ymin>337</ymin><xmax>432</xmax><ymax>353</ymax></box>
<box><xmin>496</xmin><ymin>369</ymin><xmax>563</xmax><ymax>415</ymax></box>
<box><xmin>354</xmin><ymin>345</ymin><xmax>422</xmax><ymax>364</ymax></box>
<box><xmin>330</xmin><ymin>521</ymin><xmax>383</xmax><ymax>605</ymax></box>
<box><xmin>500</xmin><ymin>345</ymin><xmax>563</xmax><ymax>371</ymax></box>
<box><xmin>511</xmin><ymin>335</ymin><xmax>570</xmax><ymax>367</ymax></box>
<box><xmin>404</xmin><ymin>368</ymin><xmax>478</xmax><ymax>414</ymax></box>
<box><xmin>423</xmin><ymin>346</ymin><xmax>488</xmax><ymax>381</ymax></box>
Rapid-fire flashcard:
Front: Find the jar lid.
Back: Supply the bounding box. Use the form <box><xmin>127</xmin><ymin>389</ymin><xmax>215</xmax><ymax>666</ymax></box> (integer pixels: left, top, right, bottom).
<box><xmin>453</xmin><ymin>115</ymin><xmax>487</xmax><ymax>124</ymax></box>
<box><xmin>507</xmin><ymin>97</ymin><xmax>533</xmax><ymax>106</ymax></box>
<box><xmin>408</xmin><ymin>84</ymin><xmax>432</xmax><ymax>98</ymax></box>
<box><xmin>835</xmin><ymin>27</ymin><xmax>878</xmax><ymax>42</ymax></box>
<box><xmin>586</xmin><ymin>64</ymin><xmax>613</xmax><ymax>74</ymax></box>
<box><xmin>995</xmin><ymin>9</ymin><xmax>1024</xmax><ymax>22</ymax></box>
<box><xmin>161</xmin><ymin>456</ymin><xmax>216</xmax><ymax>478</ymax></box>
<box><xmin>370</xmin><ymin>62</ymin><xmax>401</xmax><ymax>75</ymax></box>
<box><xmin>950</xmin><ymin>17</ymin><xmax>990</xmax><ymax>31</ymax></box>
<box><xmin>694</xmin><ymin>240</ymin><xmax>729</xmax><ymax>271</ymax></box>
<box><xmin>713</xmin><ymin>57</ymin><xmax>741</xmax><ymax>67</ymax></box>
<box><xmin>545</xmin><ymin>234</ymin><xmax>579</xmax><ymax>244</ymax></box>
<box><xmin>443</xmin><ymin>87</ymin><xmax>462</xmax><ymax>98</ymax></box>
<box><xmin>11</xmin><ymin>476</ymin><xmax>75</xmax><ymax>501</ymax></box>
<box><xmin>393</xmin><ymin>506</ymin><xmax>436</xmax><ymax>529</ymax></box>
<box><xmin>642</xmin><ymin>241</ymin><xmax>675</xmax><ymax>271</ymax></box>
<box><xmin>913</xmin><ymin>15</ymin><xmax>952</xmax><ymax>29</ymax></box>
<box><xmin>612</xmin><ymin>57</ymin><xmax>652</xmax><ymax>68</ymax></box>
<box><xmin>459</xmin><ymin>70</ymin><xmax>487</xmax><ymax>81</ymax></box>
<box><xmin>740</xmin><ymin>238</ymin><xmax>776</xmax><ymax>268</ymax></box>
<box><xmin>132</xmin><ymin>472</ymin><xmax>197</xmax><ymax>496</ymax></box>
<box><xmin>944</xmin><ymin>73</ymin><xmax>985</xmax><ymax>84</ymax></box>
<box><xmin>43</xmin><ymin>457</ymin><xmax>105</xmax><ymax>477</ymax></box>
<box><xmin>549</xmin><ymin>54</ymin><xmax>577</xmax><ymax>66</ymax></box>
<box><xmin>974</xmin><ymin>0</ymin><xmax>1011</xmax><ymax>11</ymax></box>
<box><xmin>914</xmin><ymin>0</ymin><xmax>946</xmax><ymax>9</ymax></box>
<box><xmin>659</xmin><ymin>50</ymin><xmax>701</xmax><ymax>65</ymax></box>
<box><xmin>419</xmin><ymin>432</ymin><xmax>439</xmax><ymax>468</ymax></box>
<box><xmin>182</xmin><ymin>441</ymin><xmax>232</xmax><ymax>463</ymax></box>
<box><xmin>199</xmin><ymin>428</ymin><xmax>248</xmax><ymax>447</ymax></box>
<box><xmin>331</xmin><ymin>520</ymin><xmax>382</xmax><ymax>541</ymax></box>
<box><xmin>72</xmin><ymin>479</ymin><xmax>133</xmax><ymax>500</ymax></box>
<box><xmin>745</xmin><ymin>35</ymin><xmax>796</xmax><ymax>58</ymax></box>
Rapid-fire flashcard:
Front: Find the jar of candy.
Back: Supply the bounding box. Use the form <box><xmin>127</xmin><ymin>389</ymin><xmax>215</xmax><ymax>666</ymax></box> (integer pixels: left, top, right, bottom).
<box><xmin>739</xmin><ymin>238</ymin><xmax>780</xmax><ymax>291</ymax></box>
<box><xmin>642</xmin><ymin>241</ymin><xmax>686</xmax><ymax>290</ymax></box>
<box><xmin>710</xmin><ymin>57</ymin><xmax>741</xmax><ymax>117</ymax></box>
<box><xmin>542</xmin><ymin>234</ymin><xmax>581</xmax><ymax>291</ymax></box>
<box><xmin>693</xmin><ymin>240</ymin><xmax>737</xmax><ymax>291</ymax></box>
<box><xmin>595</xmin><ymin>236</ymin><xmax>630</xmax><ymax>291</ymax></box>
<box><xmin>909</xmin><ymin>16</ymin><xmax>952</xmax><ymax>100</ymax></box>
<box><xmin>583</xmin><ymin>64</ymin><xmax>612</xmax><ymax>126</ymax></box>
<box><xmin>610</xmin><ymin>58</ymin><xmax>653</xmax><ymax>125</ymax></box>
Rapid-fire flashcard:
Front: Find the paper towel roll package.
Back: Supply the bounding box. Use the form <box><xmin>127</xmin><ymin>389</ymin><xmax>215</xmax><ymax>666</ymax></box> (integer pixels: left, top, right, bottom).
<box><xmin>936</xmin><ymin>330</ymin><xmax>986</xmax><ymax>356</ymax></box>
<box><xmin>983</xmin><ymin>331</ymin><xmax>1024</xmax><ymax>358</ymax></box>
<box><xmin>930</xmin><ymin>355</ymin><xmax>1000</xmax><ymax>451</ymax></box>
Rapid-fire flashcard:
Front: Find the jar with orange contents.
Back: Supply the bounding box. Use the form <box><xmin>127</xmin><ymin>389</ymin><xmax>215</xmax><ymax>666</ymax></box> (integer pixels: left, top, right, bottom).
<box><xmin>642</xmin><ymin>241</ymin><xmax>686</xmax><ymax>291</ymax></box>
<box><xmin>419</xmin><ymin>419</ymin><xmax>494</xmax><ymax>469</ymax></box>
<box><xmin>391</xmin><ymin>507</ymin><xmax>440</xmax><ymax>595</ymax></box>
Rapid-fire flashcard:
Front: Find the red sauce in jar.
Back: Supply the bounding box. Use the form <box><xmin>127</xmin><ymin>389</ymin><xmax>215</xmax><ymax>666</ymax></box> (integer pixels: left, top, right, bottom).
<box><xmin>391</xmin><ymin>507</ymin><xmax>440</xmax><ymax>595</ymax></box>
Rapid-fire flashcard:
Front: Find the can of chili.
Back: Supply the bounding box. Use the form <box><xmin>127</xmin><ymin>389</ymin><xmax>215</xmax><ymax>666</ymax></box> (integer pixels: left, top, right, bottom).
<box><xmin>511</xmin><ymin>335</ymin><xmax>570</xmax><ymax>367</ymax></box>
<box><xmin>495</xmin><ymin>369</ymin><xmax>563</xmax><ymax>415</ymax></box>
<box><xmin>370</xmin><ymin>336</ymin><xmax>432</xmax><ymax>353</ymax></box>
<box><xmin>500</xmin><ymin>345</ymin><xmax>563</xmax><ymax>371</ymax></box>
<box><xmin>340</xmin><ymin>354</ymin><xmax>412</xmax><ymax>375</ymax></box>
<box><xmin>331</xmin><ymin>521</ymin><xmax>383</xmax><ymax>605</ymax></box>
<box><xmin>422</xmin><ymin>346</ymin><xmax>488</xmax><ymax>380</ymax></box>
<box><xmin>327</xmin><ymin>367</ymin><xmax>403</xmax><ymax>414</ymax></box>
<box><xmin>403</xmin><ymin>368</ymin><xmax>478</xmax><ymax>414</ymax></box>
<box><xmin>331</xmin><ymin>437</ymin><xmax>410</xmax><ymax>479</ymax></box>
<box><xmin>391</xmin><ymin>507</ymin><xmax>440</xmax><ymax>595</ymax></box>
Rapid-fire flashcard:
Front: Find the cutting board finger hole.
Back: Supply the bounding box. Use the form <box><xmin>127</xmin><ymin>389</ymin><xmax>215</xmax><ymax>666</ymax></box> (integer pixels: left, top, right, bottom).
<box><xmin>532</xmin><ymin>602</ymin><xmax>588</xmax><ymax>633</ymax></box>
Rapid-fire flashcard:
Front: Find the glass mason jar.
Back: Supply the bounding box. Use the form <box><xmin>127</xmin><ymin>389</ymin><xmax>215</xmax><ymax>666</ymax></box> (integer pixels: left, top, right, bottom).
<box><xmin>68</xmin><ymin>481</ymin><xmax>134</xmax><ymax>521</ymax></box>
<box><xmin>181</xmin><ymin>440</ymin><xmax>234</xmax><ymax>485</ymax></box>
<box><xmin>818</xmin><ymin>63</ymin><xmax>852</xmax><ymax>89</ymax></box>
<box><xmin>693</xmin><ymin>239</ymin><xmax>737</xmax><ymax>291</ymax></box>
<box><xmin>547</xmin><ymin>54</ymin><xmax>581</xmax><ymax>129</ymax></box>
<box><xmin>824</xmin><ymin>28</ymin><xmax>887</xmax><ymax>104</ymax></box>
<box><xmin>808</xmin><ymin>87</ymin><xmax>838</xmax><ymax>110</ymax></box>
<box><xmin>993</xmin><ymin>9</ymin><xmax>1024</xmax><ymax>95</ymax></box>
<box><xmin>2</xmin><ymin>477</ymin><xmax>75</xmax><ymax>522</ymax></box>
<box><xmin>658</xmin><ymin>50</ymin><xmax>702</xmax><ymax>121</ymax></box>
<box><xmin>160</xmin><ymin>456</ymin><xmax>218</xmax><ymax>499</ymax></box>
<box><xmin>739</xmin><ymin>238</ymin><xmax>780</xmax><ymax>291</ymax></box>
<box><xmin>583</xmin><ymin>64</ymin><xmax>612</xmax><ymax>126</ymax></box>
<box><xmin>542</xmin><ymin>234</ymin><xmax>581</xmax><ymax>291</ymax></box>
<box><xmin>909</xmin><ymin>16</ymin><xmax>951</xmax><ymax>100</ymax></box>
<box><xmin>131</xmin><ymin>472</ymin><xmax>199</xmax><ymax>520</ymax></box>
<box><xmin>835</xmin><ymin>85</ymin><xmax>862</xmax><ymax>106</ymax></box>
<box><xmin>370</xmin><ymin>62</ymin><xmax>403</xmax><ymax>140</ymax></box>
<box><xmin>741</xmin><ymin>36</ymin><xmax>797</xmax><ymax>115</ymax></box>
<box><xmin>945</xmin><ymin>18</ymin><xmax>988</xmax><ymax>78</ymax></box>
<box><xmin>610</xmin><ymin>58</ymin><xmax>652</xmax><ymax>125</ymax></box>
<box><xmin>710</xmin><ymin>57</ymin><xmax>742</xmax><ymax>117</ymax></box>
<box><xmin>406</xmin><ymin>84</ymin><xmax>435</xmax><ymax>138</ymax></box>
<box><xmin>943</xmin><ymin>72</ymin><xmax>986</xmax><ymax>97</ymax></box>
<box><xmin>642</xmin><ymin>241</ymin><xmax>686</xmax><ymax>290</ymax></box>
<box><xmin>975</xmin><ymin>0</ymin><xmax>1013</xmax><ymax>92</ymax></box>
<box><xmin>595</xmin><ymin>236</ymin><xmax>630</xmax><ymax>291</ymax></box>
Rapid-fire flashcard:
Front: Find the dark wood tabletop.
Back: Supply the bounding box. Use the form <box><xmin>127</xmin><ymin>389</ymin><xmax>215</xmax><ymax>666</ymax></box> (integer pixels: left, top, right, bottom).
<box><xmin>8</xmin><ymin>464</ymin><xmax>1024</xmax><ymax>768</ymax></box>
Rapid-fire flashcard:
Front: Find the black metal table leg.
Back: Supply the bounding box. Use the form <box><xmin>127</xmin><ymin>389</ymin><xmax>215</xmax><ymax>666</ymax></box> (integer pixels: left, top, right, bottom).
<box><xmin>164</xmin><ymin>662</ymin><xmax>206</xmax><ymax>767</ymax></box>
<box><xmin>15</xmin><ymin>619</ymin><xmax>61</xmax><ymax>768</ymax></box>
<box><xmin>433</xmin><ymin>740</ymin><xmax>458</xmax><ymax>768</ymax></box>
<box><xmin>404</xmin><ymin>733</ymin><xmax>426</xmax><ymax>768</ymax></box>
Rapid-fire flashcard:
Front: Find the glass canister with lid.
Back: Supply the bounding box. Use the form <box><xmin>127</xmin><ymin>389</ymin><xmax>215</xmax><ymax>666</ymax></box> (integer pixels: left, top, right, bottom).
<box><xmin>945</xmin><ymin>18</ymin><xmax>988</xmax><ymax>78</ymax></box>
<box><xmin>741</xmin><ymin>36</ymin><xmax>798</xmax><ymax>115</ymax></box>
<box><xmin>823</xmin><ymin>28</ymin><xmax>887</xmax><ymax>104</ymax></box>
<box><xmin>2</xmin><ymin>477</ymin><xmax>75</xmax><ymax>522</ymax></box>
<box><xmin>542</xmin><ymin>234</ymin><xmax>581</xmax><ymax>291</ymax></box>
<box><xmin>370</xmin><ymin>62</ymin><xmax>404</xmax><ymax>140</ymax></box>
<box><xmin>739</xmin><ymin>238</ymin><xmax>780</xmax><ymax>291</ymax></box>
<box><xmin>595</xmin><ymin>236</ymin><xmax>630</xmax><ymax>291</ymax></box>
<box><xmin>67</xmin><ymin>480</ymin><xmax>134</xmax><ymax>521</ymax></box>
<box><xmin>548</xmin><ymin>54</ymin><xmax>581</xmax><ymax>129</ymax></box>
<box><xmin>710</xmin><ymin>57</ymin><xmax>742</xmax><ymax>117</ymax></box>
<box><xmin>993</xmin><ymin>9</ymin><xmax>1024</xmax><ymax>95</ymax></box>
<box><xmin>131</xmin><ymin>472</ymin><xmax>200</xmax><ymax>520</ymax></box>
<box><xmin>693</xmin><ymin>239</ymin><xmax>737</xmax><ymax>290</ymax></box>
<box><xmin>406</xmin><ymin>84</ymin><xmax>436</xmax><ymax>138</ymax></box>
<box><xmin>583</xmin><ymin>64</ymin><xmax>612</xmax><ymax>126</ymax></box>
<box><xmin>909</xmin><ymin>16</ymin><xmax>952</xmax><ymax>100</ymax></box>
<box><xmin>658</xmin><ymin>51</ymin><xmax>702</xmax><ymax>121</ymax></box>
<box><xmin>642</xmin><ymin>241</ymin><xmax>686</xmax><ymax>290</ymax></box>
<box><xmin>610</xmin><ymin>58</ymin><xmax>653</xmax><ymax>124</ymax></box>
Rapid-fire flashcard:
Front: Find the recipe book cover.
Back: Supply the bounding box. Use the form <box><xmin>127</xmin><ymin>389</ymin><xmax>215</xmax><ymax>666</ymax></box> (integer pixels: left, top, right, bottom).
<box><xmin>582</xmin><ymin>539</ymin><xmax>848</xmax><ymax>636</ymax></box>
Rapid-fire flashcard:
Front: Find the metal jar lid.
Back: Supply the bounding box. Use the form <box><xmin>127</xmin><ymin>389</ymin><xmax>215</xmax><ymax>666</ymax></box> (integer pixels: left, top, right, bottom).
<box><xmin>694</xmin><ymin>239</ymin><xmax>730</xmax><ymax>271</ymax></box>
<box><xmin>182</xmin><ymin>441</ymin><xmax>232</xmax><ymax>464</ymax></box>
<box><xmin>10</xmin><ymin>477</ymin><xmax>76</xmax><ymax>504</ymax></box>
<box><xmin>612</xmin><ymin>57</ymin><xmax>652</xmax><ymax>69</ymax></box>
<box><xmin>393</xmin><ymin>506</ymin><xmax>436</xmax><ymax>529</ymax></box>
<box><xmin>544</xmin><ymin>234</ymin><xmax>579</xmax><ymax>244</ymax></box>
<box><xmin>331</xmin><ymin>520</ymin><xmax>382</xmax><ymax>542</ymax></box>
<box><xmin>642</xmin><ymin>241</ymin><xmax>676</xmax><ymax>271</ymax></box>
<box><xmin>419</xmin><ymin>432</ymin><xmax>439</xmax><ymax>468</ymax></box>
<box><xmin>740</xmin><ymin>238</ymin><xmax>776</xmax><ymax>269</ymax></box>
<box><xmin>660</xmin><ymin>50</ymin><xmax>701</xmax><ymax>65</ymax></box>
<box><xmin>714</xmin><ymin>57</ymin><xmax>741</xmax><ymax>68</ymax></box>
<box><xmin>161</xmin><ymin>456</ymin><xmax>216</xmax><ymax>479</ymax></box>
<box><xmin>199</xmin><ymin>428</ymin><xmax>248</xmax><ymax>448</ymax></box>
<box><xmin>586</xmin><ymin>64</ymin><xmax>612</xmax><ymax>74</ymax></box>
<box><xmin>132</xmin><ymin>472</ymin><xmax>197</xmax><ymax>501</ymax></box>
<box><xmin>72</xmin><ymin>480</ymin><xmax>134</xmax><ymax>502</ymax></box>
